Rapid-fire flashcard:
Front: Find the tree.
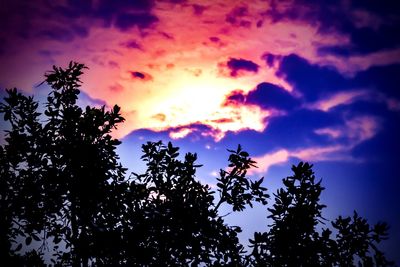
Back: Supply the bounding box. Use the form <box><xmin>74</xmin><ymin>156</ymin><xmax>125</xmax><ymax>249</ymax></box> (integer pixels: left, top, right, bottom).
<box><xmin>0</xmin><ymin>62</ymin><xmax>393</xmax><ymax>266</ymax></box>
<box><xmin>249</xmin><ymin>162</ymin><xmax>393</xmax><ymax>266</ymax></box>
<box><xmin>0</xmin><ymin>62</ymin><xmax>268</xmax><ymax>266</ymax></box>
<box><xmin>0</xmin><ymin>62</ymin><xmax>127</xmax><ymax>266</ymax></box>
<box><xmin>0</xmin><ymin>87</ymin><xmax>48</xmax><ymax>265</ymax></box>
<box><xmin>117</xmin><ymin>141</ymin><xmax>269</xmax><ymax>266</ymax></box>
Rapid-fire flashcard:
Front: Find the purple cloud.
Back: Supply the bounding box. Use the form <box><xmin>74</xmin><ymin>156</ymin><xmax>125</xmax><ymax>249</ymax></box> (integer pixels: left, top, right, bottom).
<box><xmin>192</xmin><ymin>4</ymin><xmax>207</xmax><ymax>16</ymax></box>
<box><xmin>264</xmin><ymin>0</ymin><xmax>400</xmax><ymax>55</ymax></box>
<box><xmin>226</xmin><ymin>5</ymin><xmax>251</xmax><ymax>28</ymax></box>
<box><xmin>1</xmin><ymin>0</ymin><xmax>159</xmax><ymax>43</ymax></box>
<box><xmin>121</xmin><ymin>40</ymin><xmax>142</xmax><ymax>50</ymax></box>
<box><xmin>130</xmin><ymin>71</ymin><xmax>153</xmax><ymax>81</ymax></box>
<box><xmin>224</xmin><ymin>57</ymin><xmax>259</xmax><ymax>77</ymax></box>
<box><xmin>115</xmin><ymin>13</ymin><xmax>158</xmax><ymax>31</ymax></box>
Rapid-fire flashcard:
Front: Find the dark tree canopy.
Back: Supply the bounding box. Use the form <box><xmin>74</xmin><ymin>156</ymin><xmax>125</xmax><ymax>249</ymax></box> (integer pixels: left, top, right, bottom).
<box><xmin>0</xmin><ymin>62</ymin><xmax>393</xmax><ymax>266</ymax></box>
<box><xmin>249</xmin><ymin>162</ymin><xmax>393</xmax><ymax>266</ymax></box>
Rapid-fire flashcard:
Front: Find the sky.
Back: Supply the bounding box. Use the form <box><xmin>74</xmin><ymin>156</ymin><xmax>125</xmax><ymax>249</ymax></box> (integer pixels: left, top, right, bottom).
<box><xmin>1</xmin><ymin>0</ymin><xmax>400</xmax><ymax>263</ymax></box>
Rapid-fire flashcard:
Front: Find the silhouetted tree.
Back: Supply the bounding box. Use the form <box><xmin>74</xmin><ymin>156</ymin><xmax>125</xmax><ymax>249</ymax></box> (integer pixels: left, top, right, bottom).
<box><xmin>0</xmin><ymin>62</ymin><xmax>268</xmax><ymax>266</ymax></box>
<box><xmin>0</xmin><ymin>62</ymin><xmax>127</xmax><ymax>266</ymax></box>
<box><xmin>114</xmin><ymin>141</ymin><xmax>268</xmax><ymax>266</ymax></box>
<box><xmin>0</xmin><ymin>88</ymin><xmax>48</xmax><ymax>265</ymax></box>
<box><xmin>249</xmin><ymin>162</ymin><xmax>393</xmax><ymax>266</ymax></box>
<box><xmin>0</xmin><ymin>62</ymin><xmax>393</xmax><ymax>266</ymax></box>
<box><xmin>41</xmin><ymin>63</ymin><xmax>128</xmax><ymax>267</ymax></box>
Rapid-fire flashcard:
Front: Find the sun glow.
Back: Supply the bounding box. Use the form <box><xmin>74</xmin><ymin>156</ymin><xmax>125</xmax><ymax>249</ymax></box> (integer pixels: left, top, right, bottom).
<box><xmin>3</xmin><ymin>0</ymin><xmax>329</xmax><ymax>141</ymax></box>
<box><xmin>132</xmin><ymin>68</ymin><xmax>270</xmax><ymax>140</ymax></box>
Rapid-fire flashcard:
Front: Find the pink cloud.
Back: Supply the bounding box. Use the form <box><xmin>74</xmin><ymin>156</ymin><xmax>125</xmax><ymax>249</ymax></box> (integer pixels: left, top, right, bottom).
<box><xmin>249</xmin><ymin>149</ymin><xmax>290</xmax><ymax>175</ymax></box>
<box><xmin>308</xmin><ymin>90</ymin><xmax>369</xmax><ymax>111</ymax></box>
<box><xmin>249</xmin><ymin>145</ymin><xmax>353</xmax><ymax>175</ymax></box>
<box><xmin>314</xmin><ymin>128</ymin><xmax>342</xmax><ymax>139</ymax></box>
<box><xmin>291</xmin><ymin>145</ymin><xmax>349</xmax><ymax>162</ymax></box>
<box><xmin>315</xmin><ymin>116</ymin><xmax>380</xmax><ymax>143</ymax></box>
<box><xmin>309</xmin><ymin>90</ymin><xmax>400</xmax><ymax>114</ymax></box>
<box><xmin>346</xmin><ymin>116</ymin><xmax>379</xmax><ymax>141</ymax></box>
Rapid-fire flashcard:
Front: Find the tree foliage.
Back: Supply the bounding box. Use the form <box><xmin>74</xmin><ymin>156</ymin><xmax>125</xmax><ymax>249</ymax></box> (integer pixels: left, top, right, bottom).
<box><xmin>0</xmin><ymin>62</ymin><xmax>393</xmax><ymax>266</ymax></box>
<box><xmin>249</xmin><ymin>162</ymin><xmax>393</xmax><ymax>266</ymax></box>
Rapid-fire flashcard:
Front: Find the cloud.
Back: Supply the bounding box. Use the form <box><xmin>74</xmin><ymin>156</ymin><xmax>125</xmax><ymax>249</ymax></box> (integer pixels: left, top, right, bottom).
<box><xmin>249</xmin><ymin>149</ymin><xmax>289</xmax><ymax>174</ymax></box>
<box><xmin>174</xmin><ymin>103</ymin><xmax>269</xmax><ymax>141</ymax></box>
<box><xmin>205</xmin><ymin>36</ymin><xmax>227</xmax><ymax>48</ymax></box>
<box><xmin>271</xmin><ymin>54</ymin><xmax>400</xmax><ymax>115</ymax></box>
<box><xmin>341</xmin><ymin>116</ymin><xmax>380</xmax><ymax>143</ymax></box>
<box><xmin>121</xmin><ymin>40</ymin><xmax>142</xmax><ymax>50</ymax></box>
<box><xmin>312</xmin><ymin>115</ymin><xmax>381</xmax><ymax>147</ymax></box>
<box><xmin>1</xmin><ymin>0</ymin><xmax>158</xmax><ymax>44</ymax></box>
<box><xmin>37</xmin><ymin>25</ymin><xmax>89</xmax><ymax>42</ymax></box>
<box><xmin>152</xmin><ymin>113</ymin><xmax>166</xmax><ymax>122</ymax></box>
<box><xmin>351</xmin><ymin>113</ymin><xmax>400</xmax><ymax>165</ymax></box>
<box><xmin>262</xmin><ymin>53</ymin><xmax>283</xmax><ymax>68</ymax></box>
<box><xmin>292</xmin><ymin>145</ymin><xmax>357</xmax><ymax>162</ymax></box>
<box><xmin>142</xmin><ymin>97</ymin><xmax>270</xmax><ymax>142</ymax></box>
<box><xmin>314</xmin><ymin>128</ymin><xmax>342</xmax><ymax>139</ymax></box>
<box><xmin>159</xmin><ymin>31</ymin><xmax>174</xmax><ymax>40</ymax></box>
<box><xmin>129</xmin><ymin>71</ymin><xmax>153</xmax><ymax>81</ymax></box>
<box><xmin>209</xmin><ymin>36</ymin><xmax>220</xmax><ymax>43</ymax></box>
<box><xmin>1</xmin><ymin>0</ymin><xmax>399</xmax><ymax>144</ymax></box>
<box><xmin>264</xmin><ymin>0</ymin><xmax>400</xmax><ymax>55</ymax></box>
<box><xmin>276</xmin><ymin>54</ymin><xmax>350</xmax><ymax>101</ymax></box>
<box><xmin>220</xmin><ymin>57</ymin><xmax>260</xmax><ymax>77</ymax></box>
<box><xmin>247</xmin><ymin>82</ymin><xmax>299</xmax><ymax>111</ymax></box>
<box><xmin>115</xmin><ymin>13</ymin><xmax>158</xmax><ymax>31</ymax></box>
<box><xmin>317</xmin><ymin>26</ymin><xmax>400</xmax><ymax>57</ymax></box>
<box><xmin>249</xmin><ymin>145</ymin><xmax>353</xmax><ymax>175</ymax></box>
<box><xmin>225</xmin><ymin>5</ymin><xmax>252</xmax><ymax>28</ymax></box>
<box><xmin>169</xmin><ymin>127</ymin><xmax>193</xmax><ymax>139</ymax></box>
<box><xmin>109</xmin><ymin>83</ymin><xmax>124</xmax><ymax>92</ymax></box>
<box><xmin>308</xmin><ymin>90</ymin><xmax>370</xmax><ymax>111</ymax></box>
<box><xmin>222</xmin><ymin>82</ymin><xmax>299</xmax><ymax>113</ymax></box>
<box><xmin>223</xmin><ymin>90</ymin><xmax>246</xmax><ymax>107</ymax></box>
<box><xmin>273</xmin><ymin>54</ymin><xmax>400</xmax><ymax>112</ymax></box>
<box><xmin>192</xmin><ymin>4</ymin><xmax>207</xmax><ymax>16</ymax></box>
<box><xmin>249</xmin><ymin>115</ymin><xmax>381</xmax><ymax>174</ymax></box>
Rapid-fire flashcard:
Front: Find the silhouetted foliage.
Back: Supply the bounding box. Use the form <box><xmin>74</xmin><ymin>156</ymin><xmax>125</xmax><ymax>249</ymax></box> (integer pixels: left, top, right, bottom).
<box><xmin>1</xmin><ymin>62</ymin><xmax>127</xmax><ymax>266</ymax></box>
<box><xmin>249</xmin><ymin>162</ymin><xmax>393</xmax><ymax>266</ymax></box>
<box><xmin>0</xmin><ymin>62</ymin><xmax>393</xmax><ymax>266</ymax></box>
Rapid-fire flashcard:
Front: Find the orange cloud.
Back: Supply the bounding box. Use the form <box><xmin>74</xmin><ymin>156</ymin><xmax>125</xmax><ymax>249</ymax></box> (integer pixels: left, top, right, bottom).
<box><xmin>169</xmin><ymin>128</ymin><xmax>193</xmax><ymax>139</ymax></box>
